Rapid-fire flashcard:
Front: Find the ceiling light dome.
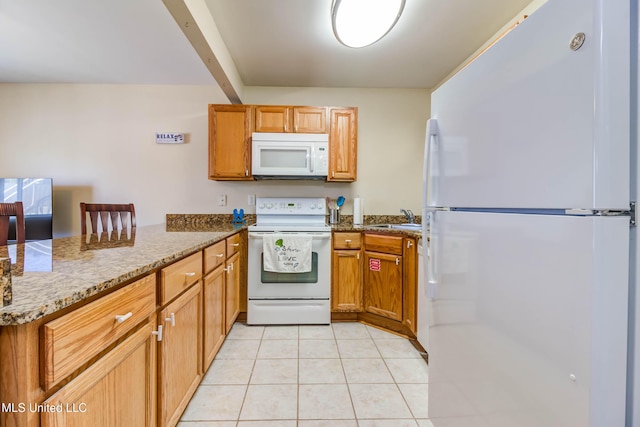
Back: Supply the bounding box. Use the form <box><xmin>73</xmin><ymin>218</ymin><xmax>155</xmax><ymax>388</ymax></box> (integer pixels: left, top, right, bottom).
<box><xmin>332</xmin><ymin>0</ymin><xmax>406</xmax><ymax>48</ymax></box>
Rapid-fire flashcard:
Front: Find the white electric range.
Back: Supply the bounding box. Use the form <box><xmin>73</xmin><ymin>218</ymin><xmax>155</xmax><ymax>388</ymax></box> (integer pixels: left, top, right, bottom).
<box><xmin>247</xmin><ymin>197</ymin><xmax>331</xmax><ymax>325</ymax></box>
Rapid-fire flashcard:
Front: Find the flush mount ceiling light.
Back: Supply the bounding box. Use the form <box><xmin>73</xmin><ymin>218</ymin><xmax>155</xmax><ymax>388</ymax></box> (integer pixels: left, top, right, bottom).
<box><xmin>331</xmin><ymin>0</ymin><xmax>406</xmax><ymax>48</ymax></box>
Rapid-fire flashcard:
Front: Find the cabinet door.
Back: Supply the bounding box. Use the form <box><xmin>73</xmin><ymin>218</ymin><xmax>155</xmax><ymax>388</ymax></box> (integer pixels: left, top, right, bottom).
<box><xmin>294</xmin><ymin>107</ymin><xmax>327</xmax><ymax>133</ymax></box>
<box><xmin>158</xmin><ymin>283</ymin><xmax>203</xmax><ymax>427</ymax></box>
<box><xmin>331</xmin><ymin>249</ymin><xmax>363</xmax><ymax>312</ymax></box>
<box><xmin>364</xmin><ymin>251</ymin><xmax>403</xmax><ymax>321</ymax></box>
<box><xmin>203</xmin><ymin>266</ymin><xmax>226</xmax><ymax>372</ymax></box>
<box><xmin>225</xmin><ymin>252</ymin><xmax>241</xmax><ymax>333</ymax></box>
<box><xmin>402</xmin><ymin>238</ymin><xmax>418</xmax><ymax>334</ymax></box>
<box><xmin>255</xmin><ymin>106</ymin><xmax>291</xmax><ymax>132</ymax></box>
<box><xmin>41</xmin><ymin>321</ymin><xmax>157</xmax><ymax>427</ymax></box>
<box><xmin>208</xmin><ymin>104</ymin><xmax>253</xmax><ymax>180</ymax></box>
<box><xmin>328</xmin><ymin>107</ymin><xmax>358</xmax><ymax>182</ymax></box>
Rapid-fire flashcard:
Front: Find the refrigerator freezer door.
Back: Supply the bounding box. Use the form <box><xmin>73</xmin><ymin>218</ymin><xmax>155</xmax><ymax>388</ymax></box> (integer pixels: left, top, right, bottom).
<box><xmin>426</xmin><ymin>211</ymin><xmax>629</xmax><ymax>427</ymax></box>
<box><xmin>427</xmin><ymin>0</ymin><xmax>629</xmax><ymax>211</ymax></box>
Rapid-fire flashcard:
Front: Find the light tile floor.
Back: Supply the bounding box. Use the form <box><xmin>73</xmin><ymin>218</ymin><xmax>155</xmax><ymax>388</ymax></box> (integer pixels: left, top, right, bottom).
<box><xmin>178</xmin><ymin>322</ymin><xmax>434</xmax><ymax>427</ymax></box>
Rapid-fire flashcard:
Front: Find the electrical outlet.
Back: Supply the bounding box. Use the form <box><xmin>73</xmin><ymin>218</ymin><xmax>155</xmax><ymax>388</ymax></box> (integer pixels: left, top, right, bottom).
<box><xmin>248</xmin><ymin>194</ymin><xmax>256</xmax><ymax>205</ymax></box>
<box><xmin>218</xmin><ymin>194</ymin><xmax>227</xmax><ymax>206</ymax></box>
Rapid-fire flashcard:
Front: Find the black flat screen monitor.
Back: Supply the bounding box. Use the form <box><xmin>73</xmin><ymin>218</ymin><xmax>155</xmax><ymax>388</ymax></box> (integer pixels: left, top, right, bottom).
<box><xmin>1</xmin><ymin>178</ymin><xmax>53</xmax><ymax>241</ymax></box>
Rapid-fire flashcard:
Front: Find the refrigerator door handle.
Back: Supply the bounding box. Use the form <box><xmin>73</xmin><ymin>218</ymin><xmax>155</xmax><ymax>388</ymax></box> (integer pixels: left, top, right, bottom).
<box><xmin>426</xmin><ymin>212</ymin><xmax>438</xmax><ymax>299</ymax></box>
<box><xmin>423</xmin><ymin>118</ymin><xmax>439</xmax><ymax>208</ymax></box>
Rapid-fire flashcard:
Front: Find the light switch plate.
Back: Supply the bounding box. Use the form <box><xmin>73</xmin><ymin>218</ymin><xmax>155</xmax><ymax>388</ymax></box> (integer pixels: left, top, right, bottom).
<box><xmin>218</xmin><ymin>194</ymin><xmax>227</xmax><ymax>206</ymax></box>
<box><xmin>248</xmin><ymin>194</ymin><xmax>256</xmax><ymax>205</ymax></box>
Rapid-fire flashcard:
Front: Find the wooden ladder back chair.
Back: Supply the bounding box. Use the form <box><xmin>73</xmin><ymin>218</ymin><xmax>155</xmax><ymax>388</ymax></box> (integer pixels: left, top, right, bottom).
<box><xmin>0</xmin><ymin>201</ymin><xmax>25</xmax><ymax>245</ymax></box>
<box><xmin>80</xmin><ymin>203</ymin><xmax>136</xmax><ymax>235</ymax></box>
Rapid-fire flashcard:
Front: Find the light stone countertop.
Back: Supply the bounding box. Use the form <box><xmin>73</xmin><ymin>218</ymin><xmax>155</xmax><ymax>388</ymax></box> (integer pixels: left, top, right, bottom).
<box><xmin>0</xmin><ymin>223</ymin><xmax>244</xmax><ymax>326</ymax></box>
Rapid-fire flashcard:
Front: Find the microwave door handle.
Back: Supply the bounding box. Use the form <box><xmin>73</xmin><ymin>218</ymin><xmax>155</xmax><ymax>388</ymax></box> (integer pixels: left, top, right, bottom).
<box><xmin>308</xmin><ymin>148</ymin><xmax>314</xmax><ymax>173</ymax></box>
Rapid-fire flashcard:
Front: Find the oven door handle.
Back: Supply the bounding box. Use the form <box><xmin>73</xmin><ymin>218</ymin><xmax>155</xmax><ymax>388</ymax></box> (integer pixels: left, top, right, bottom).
<box><xmin>249</xmin><ymin>233</ymin><xmax>331</xmax><ymax>240</ymax></box>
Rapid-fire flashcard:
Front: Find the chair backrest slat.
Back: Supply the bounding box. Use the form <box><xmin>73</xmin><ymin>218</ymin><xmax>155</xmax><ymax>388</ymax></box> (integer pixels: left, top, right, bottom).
<box><xmin>80</xmin><ymin>203</ymin><xmax>136</xmax><ymax>235</ymax></box>
<box><xmin>0</xmin><ymin>202</ymin><xmax>25</xmax><ymax>245</ymax></box>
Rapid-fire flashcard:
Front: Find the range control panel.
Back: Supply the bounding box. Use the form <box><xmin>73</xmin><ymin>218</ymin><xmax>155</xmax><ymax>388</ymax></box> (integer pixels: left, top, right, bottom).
<box><xmin>256</xmin><ymin>197</ymin><xmax>327</xmax><ymax>215</ymax></box>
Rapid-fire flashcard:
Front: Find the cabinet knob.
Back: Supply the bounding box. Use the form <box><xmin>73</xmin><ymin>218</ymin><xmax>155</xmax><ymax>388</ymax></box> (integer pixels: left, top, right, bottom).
<box><xmin>114</xmin><ymin>312</ymin><xmax>133</xmax><ymax>324</ymax></box>
<box><xmin>152</xmin><ymin>325</ymin><xmax>163</xmax><ymax>342</ymax></box>
<box><xmin>165</xmin><ymin>312</ymin><xmax>176</xmax><ymax>327</ymax></box>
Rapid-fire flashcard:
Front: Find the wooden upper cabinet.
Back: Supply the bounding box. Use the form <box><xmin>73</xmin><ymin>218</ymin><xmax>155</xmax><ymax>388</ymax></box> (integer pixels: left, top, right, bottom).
<box><xmin>209</xmin><ymin>103</ymin><xmax>357</xmax><ymax>182</ymax></box>
<box><xmin>255</xmin><ymin>106</ymin><xmax>327</xmax><ymax>133</ymax></box>
<box><xmin>208</xmin><ymin>104</ymin><xmax>253</xmax><ymax>180</ymax></box>
<box><xmin>254</xmin><ymin>106</ymin><xmax>291</xmax><ymax>132</ymax></box>
<box><xmin>328</xmin><ymin>107</ymin><xmax>358</xmax><ymax>182</ymax></box>
<box><xmin>293</xmin><ymin>106</ymin><xmax>327</xmax><ymax>133</ymax></box>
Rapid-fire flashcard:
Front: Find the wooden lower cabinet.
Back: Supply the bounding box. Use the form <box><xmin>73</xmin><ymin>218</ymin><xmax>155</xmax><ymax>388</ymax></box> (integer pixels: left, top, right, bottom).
<box><xmin>158</xmin><ymin>283</ymin><xmax>203</xmax><ymax>427</ymax></box>
<box><xmin>403</xmin><ymin>237</ymin><xmax>418</xmax><ymax>334</ymax></box>
<box><xmin>331</xmin><ymin>249</ymin><xmax>363</xmax><ymax>312</ymax></box>
<box><xmin>203</xmin><ymin>265</ymin><xmax>226</xmax><ymax>371</ymax></box>
<box><xmin>41</xmin><ymin>320</ymin><xmax>157</xmax><ymax>427</ymax></box>
<box><xmin>225</xmin><ymin>252</ymin><xmax>241</xmax><ymax>333</ymax></box>
<box><xmin>363</xmin><ymin>251</ymin><xmax>403</xmax><ymax>321</ymax></box>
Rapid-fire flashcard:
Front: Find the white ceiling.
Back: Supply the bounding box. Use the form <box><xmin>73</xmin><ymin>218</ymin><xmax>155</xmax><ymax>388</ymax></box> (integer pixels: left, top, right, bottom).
<box><xmin>0</xmin><ymin>0</ymin><xmax>533</xmax><ymax>91</ymax></box>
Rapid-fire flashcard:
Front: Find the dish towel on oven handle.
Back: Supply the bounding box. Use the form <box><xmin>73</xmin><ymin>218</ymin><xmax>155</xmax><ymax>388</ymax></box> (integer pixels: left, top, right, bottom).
<box><xmin>263</xmin><ymin>234</ymin><xmax>313</xmax><ymax>273</ymax></box>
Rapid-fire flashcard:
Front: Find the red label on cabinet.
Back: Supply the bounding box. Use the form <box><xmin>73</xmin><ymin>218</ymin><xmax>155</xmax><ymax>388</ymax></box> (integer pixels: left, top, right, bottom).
<box><xmin>369</xmin><ymin>258</ymin><xmax>381</xmax><ymax>271</ymax></box>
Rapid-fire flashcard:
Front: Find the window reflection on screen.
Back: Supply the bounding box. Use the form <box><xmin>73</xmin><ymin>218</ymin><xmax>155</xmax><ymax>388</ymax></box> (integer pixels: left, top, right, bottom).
<box><xmin>0</xmin><ymin>178</ymin><xmax>53</xmax><ymax>241</ymax></box>
<box><xmin>1</xmin><ymin>178</ymin><xmax>52</xmax><ymax>214</ymax></box>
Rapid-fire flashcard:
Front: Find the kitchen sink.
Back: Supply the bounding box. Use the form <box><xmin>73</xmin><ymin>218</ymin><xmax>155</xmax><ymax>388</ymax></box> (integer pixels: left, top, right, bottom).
<box><xmin>367</xmin><ymin>223</ymin><xmax>422</xmax><ymax>231</ymax></box>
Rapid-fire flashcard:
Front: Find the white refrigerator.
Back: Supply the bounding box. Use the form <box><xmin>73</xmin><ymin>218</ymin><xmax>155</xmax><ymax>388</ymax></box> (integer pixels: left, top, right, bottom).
<box><xmin>422</xmin><ymin>0</ymin><xmax>639</xmax><ymax>426</ymax></box>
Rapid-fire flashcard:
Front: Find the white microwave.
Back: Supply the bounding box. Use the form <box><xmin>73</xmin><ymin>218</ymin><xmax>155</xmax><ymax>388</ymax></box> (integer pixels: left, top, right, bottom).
<box><xmin>251</xmin><ymin>132</ymin><xmax>329</xmax><ymax>179</ymax></box>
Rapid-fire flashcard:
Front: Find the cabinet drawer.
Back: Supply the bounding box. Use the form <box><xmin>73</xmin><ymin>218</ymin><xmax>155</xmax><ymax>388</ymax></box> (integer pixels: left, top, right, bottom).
<box><xmin>364</xmin><ymin>234</ymin><xmax>403</xmax><ymax>255</ymax></box>
<box><xmin>161</xmin><ymin>252</ymin><xmax>203</xmax><ymax>305</ymax></box>
<box><xmin>333</xmin><ymin>232</ymin><xmax>362</xmax><ymax>249</ymax></box>
<box><xmin>204</xmin><ymin>240</ymin><xmax>226</xmax><ymax>273</ymax></box>
<box><xmin>42</xmin><ymin>274</ymin><xmax>156</xmax><ymax>390</ymax></box>
<box><xmin>226</xmin><ymin>233</ymin><xmax>242</xmax><ymax>258</ymax></box>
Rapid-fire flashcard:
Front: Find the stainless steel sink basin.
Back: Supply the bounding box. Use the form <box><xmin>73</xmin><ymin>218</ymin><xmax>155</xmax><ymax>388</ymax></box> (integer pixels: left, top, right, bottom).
<box><xmin>367</xmin><ymin>223</ymin><xmax>422</xmax><ymax>231</ymax></box>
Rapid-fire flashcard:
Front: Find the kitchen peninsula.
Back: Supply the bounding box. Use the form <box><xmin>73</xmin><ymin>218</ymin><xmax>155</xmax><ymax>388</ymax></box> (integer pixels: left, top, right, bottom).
<box><xmin>0</xmin><ymin>223</ymin><xmax>246</xmax><ymax>427</ymax></box>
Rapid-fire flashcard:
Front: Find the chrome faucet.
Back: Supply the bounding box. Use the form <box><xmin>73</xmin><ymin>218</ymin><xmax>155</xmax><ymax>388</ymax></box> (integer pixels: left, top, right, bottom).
<box><xmin>400</xmin><ymin>209</ymin><xmax>415</xmax><ymax>223</ymax></box>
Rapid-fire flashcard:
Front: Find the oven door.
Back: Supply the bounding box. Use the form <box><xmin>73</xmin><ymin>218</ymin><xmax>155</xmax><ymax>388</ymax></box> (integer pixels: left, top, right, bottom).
<box><xmin>248</xmin><ymin>231</ymin><xmax>331</xmax><ymax>298</ymax></box>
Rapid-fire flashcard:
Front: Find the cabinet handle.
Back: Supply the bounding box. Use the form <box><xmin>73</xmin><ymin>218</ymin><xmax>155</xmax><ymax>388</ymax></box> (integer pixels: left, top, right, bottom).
<box><xmin>245</xmin><ymin>169</ymin><xmax>249</xmax><ymax>176</ymax></box>
<box><xmin>165</xmin><ymin>312</ymin><xmax>176</xmax><ymax>327</ymax></box>
<box><xmin>344</xmin><ymin>239</ymin><xmax>352</xmax><ymax>243</ymax></box>
<box><xmin>216</xmin><ymin>253</ymin><xmax>224</xmax><ymax>258</ymax></box>
<box><xmin>332</xmin><ymin>172</ymin><xmax>335</xmax><ymax>178</ymax></box>
<box><xmin>232</xmin><ymin>243</ymin><xmax>240</xmax><ymax>247</ymax></box>
<box><xmin>185</xmin><ymin>272</ymin><xmax>196</xmax><ymax>277</ymax></box>
<box><xmin>152</xmin><ymin>325</ymin><xmax>163</xmax><ymax>342</ymax></box>
<box><xmin>396</xmin><ymin>258</ymin><xmax>400</xmax><ymax>265</ymax></box>
<box><xmin>114</xmin><ymin>312</ymin><xmax>133</xmax><ymax>324</ymax></box>
<box><xmin>407</xmin><ymin>241</ymin><xmax>413</xmax><ymax>248</ymax></box>
<box><xmin>356</xmin><ymin>252</ymin><xmax>360</xmax><ymax>260</ymax></box>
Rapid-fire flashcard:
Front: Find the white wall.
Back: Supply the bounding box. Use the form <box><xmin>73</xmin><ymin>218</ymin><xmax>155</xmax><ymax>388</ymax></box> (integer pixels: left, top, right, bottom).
<box><xmin>0</xmin><ymin>84</ymin><xmax>429</xmax><ymax>236</ymax></box>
